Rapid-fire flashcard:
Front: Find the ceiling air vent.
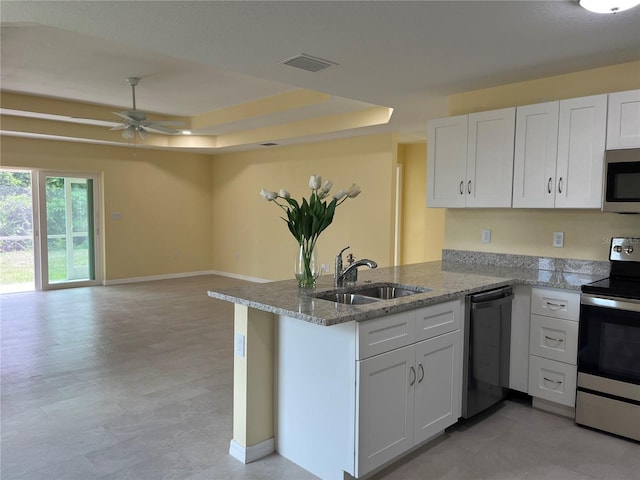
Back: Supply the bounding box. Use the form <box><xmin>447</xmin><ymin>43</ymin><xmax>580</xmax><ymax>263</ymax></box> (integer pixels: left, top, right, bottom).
<box><xmin>282</xmin><ymin>54</ymin><xmax>337</xmax><ymax>73</ymax></box>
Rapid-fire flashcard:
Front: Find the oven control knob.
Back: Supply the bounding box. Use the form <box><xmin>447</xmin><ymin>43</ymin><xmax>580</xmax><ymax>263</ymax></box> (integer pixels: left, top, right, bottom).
<box><xmin>613</xmin><ymin>245</ymin><xmax>623</xmax><ymax>253</ymax></box>
<box><xmin>625</xmin><ymin>246</ymin><xmax>634</xmax><ymax>254</ymax></box>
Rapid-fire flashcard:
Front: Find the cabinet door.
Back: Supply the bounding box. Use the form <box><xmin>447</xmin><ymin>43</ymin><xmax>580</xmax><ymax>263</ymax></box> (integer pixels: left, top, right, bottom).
<box><xmin>555</xmin><ymin>94</ymin><xmax>607</xmax><ymax>209</ymax></box>
<box><xmin>427</xmin><ymin>115</ymin><xmax>467</xmax><ymax>208</ymax></box>
<box><xmin>607</xmin><ymin>89</ymin><xmax>640</xmax><ymax>149</ymax></box>
<box><xmin>413</xmin><ymin>330</ymin><xmax>462</xmax><ymax>445</ymax></box>
<box><xmin>356</xmin><ymin>345</ymin><xmax>414</xmax><ymax>477</ymax></box>
<box><xmin>466</xmin><ymin>108</ymin><xmax>516</xmax><ymax>208</ymax></box>
<box><xmin>512</xmin><ymin>102</ymin><xmax>559</xmax><ymax>208</ymax></box>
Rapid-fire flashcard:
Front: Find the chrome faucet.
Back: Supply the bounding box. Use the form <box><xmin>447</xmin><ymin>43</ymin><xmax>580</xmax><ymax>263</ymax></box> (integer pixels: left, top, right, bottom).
<box><xmin>334</xmin><ymin>246</ymin><xmax>377</xmax><ymax>287</ymax></box>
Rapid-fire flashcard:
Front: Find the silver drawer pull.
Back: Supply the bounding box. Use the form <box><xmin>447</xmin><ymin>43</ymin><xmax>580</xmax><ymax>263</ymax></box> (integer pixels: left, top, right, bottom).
<box><xmin>546</xmin><ymin>301</ymin><xmax>566</xmax><ymax>310</ymax></box>
<box><xmin>544</xmin><ymin>335</ymin><xmax>564</xmax><ymax>343</ymax></box>
<box><xmin>418</xmin><ymin>362</ymin><xmax>424</xmax><ymax>383</ymax></box>
<box><xmin>543</xmin><ymin>377</ymin><xmax>563</xmax><ymax>385</ymax></box>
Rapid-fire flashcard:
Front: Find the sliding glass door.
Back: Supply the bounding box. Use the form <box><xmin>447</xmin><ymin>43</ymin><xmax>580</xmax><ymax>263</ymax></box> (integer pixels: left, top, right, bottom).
<box><xmin>0</xmin><ymin>168</ymin><xmax>102</xmax><ymax>293</ymax></box>
<box><xmin>38</xmin><ymin>172</ymin><xmax>101</xmax><ymax>289</ymax></box>
<box><xmin>0</xmin><ymin>170</ymin><xmax>36</xmax><ymax>293</ymax></box>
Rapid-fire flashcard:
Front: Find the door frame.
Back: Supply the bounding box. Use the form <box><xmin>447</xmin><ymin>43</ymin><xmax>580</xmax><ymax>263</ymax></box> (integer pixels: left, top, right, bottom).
<box><xmin>34</xmin><ymin>170</ymin><xmax>103</xmax><ymax>290</ymax></box>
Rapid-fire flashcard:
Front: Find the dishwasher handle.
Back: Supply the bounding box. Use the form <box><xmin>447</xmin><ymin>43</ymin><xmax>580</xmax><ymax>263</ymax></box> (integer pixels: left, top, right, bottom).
<box><xmin>469</xmin><ymin>288</ymin><xmax>513</xmax><ymax>310</ymax></box>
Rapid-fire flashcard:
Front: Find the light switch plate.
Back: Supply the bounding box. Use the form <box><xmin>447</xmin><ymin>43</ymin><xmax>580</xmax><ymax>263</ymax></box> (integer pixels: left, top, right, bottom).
<box><xmin>481</xmin><ymin>229</ymin><xmax>491</xmax><ymax>243</ymax></box>
<box><xmin>553</xmin><ymin>231</ymin><xmax>564</xmax><ymax>248</ymax></box>
<box><xmin>235</xmin><ymin>333</ymin><xmax>245</xmax><ymax>357</ymax></box>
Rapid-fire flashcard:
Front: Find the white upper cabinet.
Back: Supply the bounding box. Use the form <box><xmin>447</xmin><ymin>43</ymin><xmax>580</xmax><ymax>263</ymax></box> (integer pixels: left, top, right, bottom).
<box><xmin>607</xmin><ymin>89</ymin><xmax>640</xmax><ymax>149</ymax></box>
<box><xmin>427</xmin><ymin>115</ymin><xmax>467</xmax><ymax>208</ymax></box>
<box><xmin>427</xmin><ymin>108</ymin><xmax>515</xmax><ymax>208</ymax></box>
<box><xmin>556</xmin><ymin>94</ymin><xmax>607</xmax><ymax>209</ymax></box>
<box><xmin>513</xmin><ymin>102</ymin><xmax>559</xmax><ymax>208</ymax></box>
<box><xmin>512</xmin><ymin>94</ymin><xmax>607</xmax><ymax>209</ymax></box>
<box><xmin>466</xmin><ymin>108</ymin><xmax>516</xmax><ymax>207</ymax></box>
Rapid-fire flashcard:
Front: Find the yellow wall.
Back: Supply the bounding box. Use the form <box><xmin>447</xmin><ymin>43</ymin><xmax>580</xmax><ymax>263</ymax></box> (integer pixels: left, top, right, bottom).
<box><xmin>0</xmin><ymin>136</ymin><xmax>213</xmax><ymax>280</ymax></box>
<box><xmin>398</xmin><ymin>143</ymin><xmax>445</xmax><ymax>264</ymax></box>
<box><xmin>210</xmin><ymin>134</ymin><xmax>397</xmax><ymax>281</ymax></box>
<box><xmin>442</xmin><ymin>61</ymin><xmax>640</xmax><ymax>261</ymax></box>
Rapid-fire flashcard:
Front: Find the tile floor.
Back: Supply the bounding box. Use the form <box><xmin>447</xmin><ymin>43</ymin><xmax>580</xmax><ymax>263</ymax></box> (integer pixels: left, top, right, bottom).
<box><xmin>1</xmin><ymin>275</ymin><xmax>638</xmax><ymax>480</ymax></box>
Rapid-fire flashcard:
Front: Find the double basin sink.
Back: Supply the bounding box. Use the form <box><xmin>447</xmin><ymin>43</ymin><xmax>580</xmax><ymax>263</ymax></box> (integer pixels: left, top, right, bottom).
<box><xmin>312</xmin><ymin>283</ymin><xmax>431</xmax><ymax>305</ymax></box>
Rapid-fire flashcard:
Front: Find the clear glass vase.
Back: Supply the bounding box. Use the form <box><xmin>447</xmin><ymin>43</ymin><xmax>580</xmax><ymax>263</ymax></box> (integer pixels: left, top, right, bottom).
<box><xmin>294</xmin><ymin>243</ymin><xmax>319</xmax><ymax>288</ymax></box>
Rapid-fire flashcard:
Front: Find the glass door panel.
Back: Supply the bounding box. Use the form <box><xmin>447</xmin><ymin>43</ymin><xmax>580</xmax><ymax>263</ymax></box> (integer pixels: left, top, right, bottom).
<box><xmin>44</xmin><ymin>176</ymin><xmax>95</xmax><ymax>284</ymax></box>
<box><xmin>0</xmin><ymin>170</ymin><xmax>35</xmax><ymax>293</ymax></box>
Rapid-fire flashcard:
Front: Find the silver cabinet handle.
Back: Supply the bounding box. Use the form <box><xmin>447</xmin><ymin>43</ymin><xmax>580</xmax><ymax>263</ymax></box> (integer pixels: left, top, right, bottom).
<box><xmin>544</xmin><ymin>335</ymin><xmax>564</xmax><ymax>343</ymax></box>
<box><xmin>467</xmin><ymin>180</ymin><xmax>472</xmax><ymax>194</ymax></box>
<box><xmin>547</xmin><ymin>177</ymin><xmax>552</xmax><ymax>194</ymax></box>
<box><xmin>460</xmin><ymin>181</ymin><xmax>464</xmax><ymax>195</ymax></box>
<box><xmin>417</xmin><ymin>363</ymin><xmax>424</xmax><ymax>383</ymax></box>
<box><xmin>409</xmin><ymin>366</ymin><xmax>416</xmax><ymax>386</ymax></box>
<box><xmin>546</xmin><ymin>301</ymin><xmax>566</xmax><ymax>310</ymax></box>
<box><xmin>543</xmin><ymin>377</ymin><xmax>563</xmax><ymax>385</ymax></box>
<box><xmin>558</xmin><ymin>177</ymin><xmax>563</xmax><ymax>194</ymax></box>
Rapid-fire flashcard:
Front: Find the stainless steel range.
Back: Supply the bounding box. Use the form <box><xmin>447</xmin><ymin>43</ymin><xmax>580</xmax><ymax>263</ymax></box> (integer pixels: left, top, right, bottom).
<box><xmin>576</xmin><ymin>237</ymin><xmax>640</xmax><ymax>442</ymax></box>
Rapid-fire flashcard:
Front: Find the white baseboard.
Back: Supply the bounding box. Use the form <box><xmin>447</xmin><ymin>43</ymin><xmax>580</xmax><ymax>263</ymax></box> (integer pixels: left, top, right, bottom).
<box><xmin>209</xmin><ymin>270</ymin><xmax>272</xmax><ymax>283</ymax></box>
<box><xmin>229</xmin><ymin>438</ymin><xmax>275</xmax><ymax>464</ymax></box>
<box><xmin>103</xmin><ymin>270</ymin><xmax>272</xmax><ymax>286</ymax></box>
<box><xmin>103</xmin><ymin>270</ymin><xmax>216</xmax><ymax>286</ymax></box>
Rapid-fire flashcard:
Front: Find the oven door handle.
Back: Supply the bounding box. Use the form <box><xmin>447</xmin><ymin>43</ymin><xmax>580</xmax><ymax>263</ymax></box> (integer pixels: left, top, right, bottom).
<box><xmin>581</xmin><ymin>294</ymin><xmax>640</xmax><ymax>313</ymax></box>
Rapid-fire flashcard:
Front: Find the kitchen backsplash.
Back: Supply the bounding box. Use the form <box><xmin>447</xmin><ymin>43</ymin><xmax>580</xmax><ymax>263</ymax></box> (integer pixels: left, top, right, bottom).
<box><xmin>442</xmin><ymin>249</ymin><xmax>610</xmax><ymax>276</ymax></box>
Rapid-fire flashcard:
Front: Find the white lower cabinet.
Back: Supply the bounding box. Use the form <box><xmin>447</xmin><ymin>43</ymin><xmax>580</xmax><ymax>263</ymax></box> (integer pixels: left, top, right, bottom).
<box><xmin>356</xmin><ymin>329</ymin><xmax>461</xmax><ymax>477</ymax></box>
<box><xmin>527</xmin><ymin>287</ymin><xmax>580</xmax><ymax>413</ymax></box>
<box><xmin>276</xmin><ymin>299</ymin><xmax>463</xmax><ymax>480</ymax></box>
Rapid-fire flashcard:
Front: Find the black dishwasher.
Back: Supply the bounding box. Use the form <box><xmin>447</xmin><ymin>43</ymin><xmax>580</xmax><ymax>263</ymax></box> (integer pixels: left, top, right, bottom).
<box><xmin>462</xmin><ymin>286</ymin><xmax>513</xmax><ymax>419</ymax></box>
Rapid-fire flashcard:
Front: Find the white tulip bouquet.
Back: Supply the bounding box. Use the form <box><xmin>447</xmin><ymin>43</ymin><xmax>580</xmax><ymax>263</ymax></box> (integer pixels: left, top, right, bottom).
<box><xmin>260</xmin><ymin>174</ymin><xmax>361</xmax><ymax>287</ymax></box>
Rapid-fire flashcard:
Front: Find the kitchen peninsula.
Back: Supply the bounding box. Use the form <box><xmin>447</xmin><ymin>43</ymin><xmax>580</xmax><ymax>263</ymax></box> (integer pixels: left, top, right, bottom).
<box><xmin>207</xmin><ymin>253</ymin><xmax>607</xmax><ymax>479</ymax></box>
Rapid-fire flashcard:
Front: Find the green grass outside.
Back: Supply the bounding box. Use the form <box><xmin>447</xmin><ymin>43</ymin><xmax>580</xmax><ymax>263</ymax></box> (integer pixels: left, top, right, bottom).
<box><xmin>0</xmin><ymin>248</ymin><xmax>89</xmax><ymax>284</ymax></box>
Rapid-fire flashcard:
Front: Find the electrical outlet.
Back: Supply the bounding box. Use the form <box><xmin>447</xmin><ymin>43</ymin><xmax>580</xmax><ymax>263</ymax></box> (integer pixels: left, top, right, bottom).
<box><xmin>235</xmin><ymin>334</ymin><xmax>245</xmax><ymax>357</ymax></box>
<box><xmin>553</xmin><ymin>231</ymin><xmax>564</xmax><ymax>248</ymax></box>
<box><xmin>321</xmin><ymin>263</ymin><xmax>330</xmax><ymax>274</ymax></box>
<box><xmin>481</xmin><ymin>229</ymin><xmax>491</xmax><ymax>243</ymax></box>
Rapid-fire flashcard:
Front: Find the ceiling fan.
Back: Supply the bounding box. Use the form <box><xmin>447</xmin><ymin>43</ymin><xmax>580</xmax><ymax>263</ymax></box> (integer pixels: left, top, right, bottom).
<box><xmin>111</xmin><ymin>77</ymin><xmax>185</xmax><ymax>139</ymax></box>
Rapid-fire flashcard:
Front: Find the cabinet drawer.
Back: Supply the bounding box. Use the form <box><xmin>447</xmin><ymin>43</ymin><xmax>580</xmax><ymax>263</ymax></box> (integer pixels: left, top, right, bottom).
<box><xmin>528</xmin><ymin>355</ymin><xmax>577</xmax><ymax>407</ymax></box>
<box><xmin>414</xmin><ymin>299</ymin><xmax>462</xmax><ymax>342</ymax></box>
<box><xmin>529</xmin><ymin>314</ymin><xmax>578</xmax><ymax>364</ymax></box>
<box><xmin>357</xmin><ymin>311</ymin><xmax>415</xmax><ymax>360</ymax></box>
<box><xmin>531</xmin><ymin>287</ymin><xmax>580</xmax><ymax>321</ymax></box>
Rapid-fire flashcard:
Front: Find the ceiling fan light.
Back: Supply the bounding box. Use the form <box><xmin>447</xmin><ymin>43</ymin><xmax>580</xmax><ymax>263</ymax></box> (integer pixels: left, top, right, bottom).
<box><xmin>121</xmin><ymin>126</ymin><xmax>135</xmax><ymax>139</ymax></box>
<box><xmin>137</xmin><ymin>128</ymin><xmax>149</xmax><ymax>140</ymax></box>
<box><xmin>579</xmin><ymin>0</ymin><xmax>640</xmax><ymax>13</ymax></box>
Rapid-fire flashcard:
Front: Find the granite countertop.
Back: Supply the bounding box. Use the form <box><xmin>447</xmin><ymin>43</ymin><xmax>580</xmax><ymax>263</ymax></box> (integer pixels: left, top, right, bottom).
<box><xmin>207</xmin><ymin>259</ymin><xmax>608</xmax><ymax>327</ymax></box>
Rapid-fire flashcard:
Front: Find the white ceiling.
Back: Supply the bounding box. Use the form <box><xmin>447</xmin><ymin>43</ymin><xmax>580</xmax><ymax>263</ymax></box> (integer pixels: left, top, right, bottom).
<box><xmin>1</xmin><ymin>0</ymin><xmax>639</xmax><ymax>151</ymax></box>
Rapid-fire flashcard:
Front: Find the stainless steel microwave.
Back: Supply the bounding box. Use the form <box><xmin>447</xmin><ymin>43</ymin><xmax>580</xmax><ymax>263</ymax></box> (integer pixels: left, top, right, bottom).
<box><xmin>602</xmin><ymin>149</ymin><xmax>640</xmax><ymax>213</ymax></box>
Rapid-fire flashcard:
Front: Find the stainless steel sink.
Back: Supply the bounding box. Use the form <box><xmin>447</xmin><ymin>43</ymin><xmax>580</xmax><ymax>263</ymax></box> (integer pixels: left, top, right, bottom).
<box><xmin>311</xmin><ymin>283</ymin><xmax>430</xmax><ymax>304</ymax></box>
<box><xmin>313</xmin><ymin>293</ymin><xmax>381</xmax><ymax>305</ymax></box>
<box><xmin>354</xmin><ymin>284</ymin><xmax>429</xmax><ymax>299</ymax></box>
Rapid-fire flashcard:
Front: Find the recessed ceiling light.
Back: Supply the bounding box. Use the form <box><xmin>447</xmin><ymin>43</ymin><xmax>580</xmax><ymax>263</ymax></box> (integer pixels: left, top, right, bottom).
<box><xmin>181</xmin><ymin>130</ymin><xmax>192</xmax><ymax>135</ymax></box>
<box><xmin>579</xmin><ymin>0</ymin><xmax>640</xmax><ymax>13</ymax></box>
<box><xmin>260</xmin><ymin>142</ymin><xmax>278</xmax><ymax>146</ymax></box>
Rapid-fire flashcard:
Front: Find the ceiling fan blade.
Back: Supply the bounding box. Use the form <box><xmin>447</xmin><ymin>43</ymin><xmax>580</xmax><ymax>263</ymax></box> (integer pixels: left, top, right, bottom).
<box><xmin>142</xmin><ymin>123</ymin><xmax>181</xmax><ymax>135</ymax></box>
<box><xmin>110</xmin><ymin>124</ymin><xmax>128</xmax><ymax>131</ymax></box>
<box><xmin>113</xmin><ymin>111</ymin><xmax>135</xmax><ymax>121</ymax></box>
<box><xmin>147</xmin><ymin>120</ymin><xmax>187</xmax><ymax>127</ymax></box>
